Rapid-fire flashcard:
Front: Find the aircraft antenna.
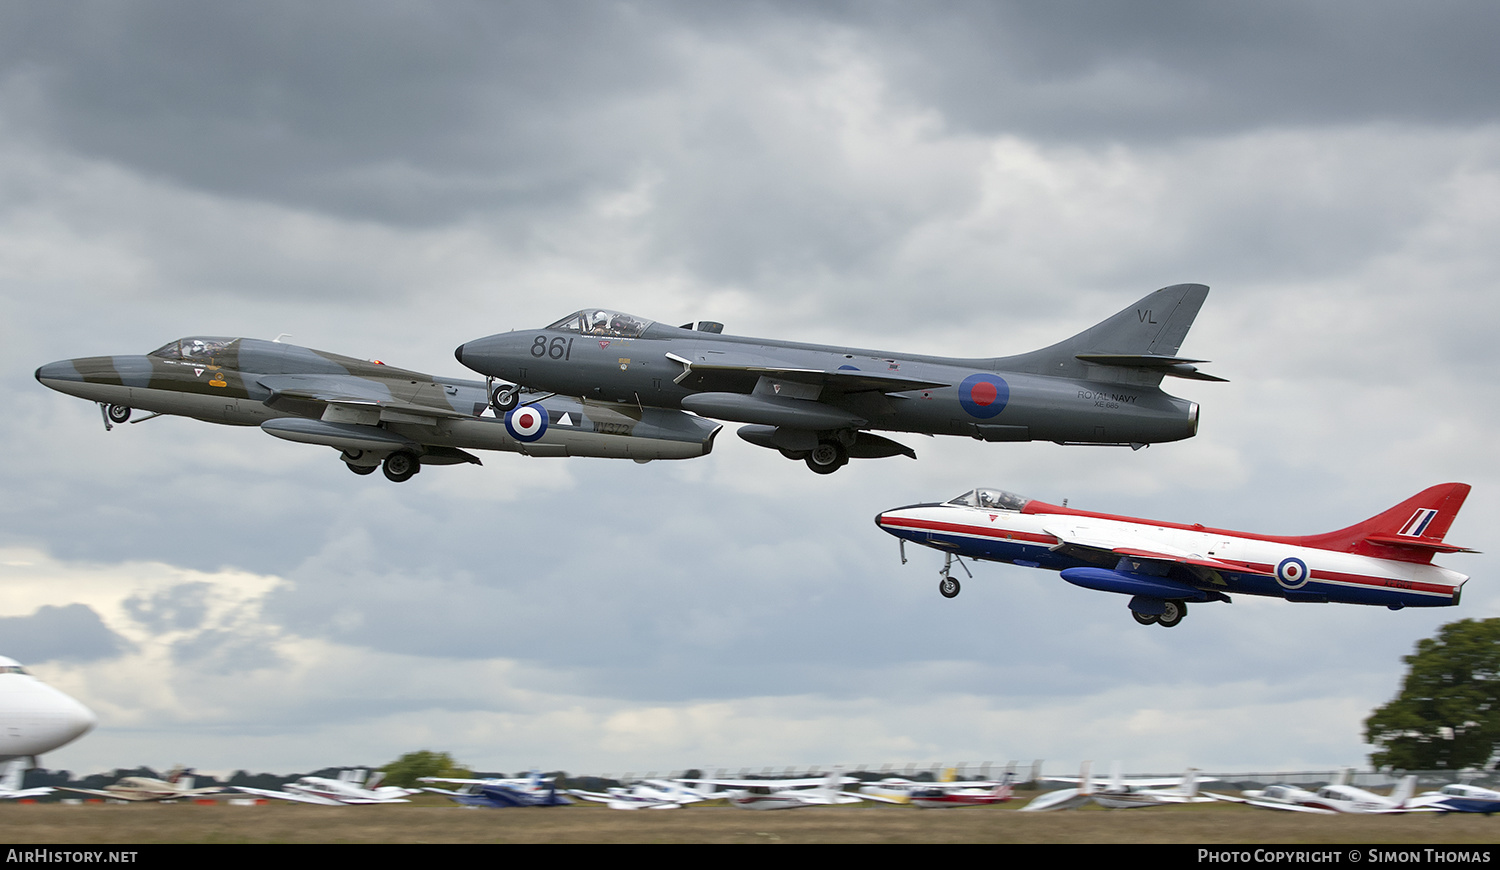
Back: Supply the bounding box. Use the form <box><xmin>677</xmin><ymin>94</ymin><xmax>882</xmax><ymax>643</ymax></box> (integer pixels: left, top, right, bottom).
<box><xmin>274</xmin><ymin>333</ymin><xmax>293</xmax><ymax>343</ymax></box>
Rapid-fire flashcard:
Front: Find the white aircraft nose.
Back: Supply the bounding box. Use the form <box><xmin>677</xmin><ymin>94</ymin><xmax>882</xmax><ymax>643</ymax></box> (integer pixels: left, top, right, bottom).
<box><xmin>60</xmin><ymin>697</ymin><xmax>97</xmax><ymax>744</ymax></box>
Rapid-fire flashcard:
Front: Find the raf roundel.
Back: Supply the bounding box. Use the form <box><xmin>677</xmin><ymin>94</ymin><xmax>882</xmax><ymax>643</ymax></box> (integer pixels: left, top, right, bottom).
<box><xmin>505</xmin><ymin>404</ymin><xmax>549</xmax><ymax>442</ymax></box>
<box><xmin>958</xmin><ymin>373</ymin><xmax>1010</xmax><ymax>419</ymax></box>
<box><xmin>1275</xmin><ymin>557</ymin><xmax>1310</xmax><ymax>590</ymax></box>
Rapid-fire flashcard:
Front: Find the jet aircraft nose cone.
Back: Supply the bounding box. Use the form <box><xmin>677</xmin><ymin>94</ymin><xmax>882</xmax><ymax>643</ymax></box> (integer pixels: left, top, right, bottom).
<box><xmin>35</xmin><ymin>360</ymin><xmax>81</xmax><ymax>384</ymax></box>
<box><xmin>62</xmin><ymin>698</ymin><xmax>98</xmax><ymax>743</ymax></box>
<box><xmin>454</xmin><ymin>334</ymin><xmax>515</xmax><ymax>378</ymax></box>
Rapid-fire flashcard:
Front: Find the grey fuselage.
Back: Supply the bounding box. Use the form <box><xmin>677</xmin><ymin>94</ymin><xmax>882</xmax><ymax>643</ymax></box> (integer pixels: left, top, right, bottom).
<box><xmin>455</xmin><ymin>323</ymin><xmax>1200</xmax><ymax>447</ymax></box>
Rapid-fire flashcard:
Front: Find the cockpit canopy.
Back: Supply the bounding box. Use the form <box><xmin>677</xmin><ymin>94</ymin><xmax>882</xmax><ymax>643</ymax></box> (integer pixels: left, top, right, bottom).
<box><xmin>946</xmin><ymin>488</ymin><xmax>1030</xmax><ymax>512</ymax></box>
<box><xmin>546</xmin><ymin>310</ymin><xmax>653</xmax><ymax>338</ymax></box>
<box><xmin>149</xmin><ymin>337</ymin><xmax>238</xmax><ymax>361</ymax></box>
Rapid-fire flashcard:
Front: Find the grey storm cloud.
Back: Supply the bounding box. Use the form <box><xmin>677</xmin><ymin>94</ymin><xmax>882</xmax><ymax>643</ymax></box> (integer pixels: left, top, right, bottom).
<box><xmin>0</xmin><ymin>603</ymin><xmax>131</xmax><ymax>664</ymax></box>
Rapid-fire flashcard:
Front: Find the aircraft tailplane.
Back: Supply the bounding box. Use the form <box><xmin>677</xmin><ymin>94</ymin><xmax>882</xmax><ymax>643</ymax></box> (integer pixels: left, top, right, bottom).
<box><xmin>995</xmin><ymin>284</ymin><xmax>1219</xmax><ymax>386</ymax></box>
<box><xmin>1301</xmin><ymin>483</ymin><xmax>1475</xmax><ymax>564</ymax></box>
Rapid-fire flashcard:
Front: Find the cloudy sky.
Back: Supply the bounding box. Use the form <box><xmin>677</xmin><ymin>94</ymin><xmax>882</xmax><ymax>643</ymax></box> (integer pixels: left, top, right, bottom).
<box><xmin>2</xmin><ymin>1</ymin><xmax>1497</xmax><ymax>779</ymax></box>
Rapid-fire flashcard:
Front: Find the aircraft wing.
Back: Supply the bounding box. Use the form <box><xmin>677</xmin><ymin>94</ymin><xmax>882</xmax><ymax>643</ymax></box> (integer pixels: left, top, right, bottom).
<box><xmin>419</xmin><ymin>776</ymin><xmax>547</xmax><ymax>786</ymax></box>
<box><xmin>257</xmin><ymin>375</ymin><xmax>480</xmax><ymax>423</ymax></box>
<box><xmin>682</xmin><ymin>777</ymin><xmax>858</xmax><ymax>788</ymax></box>
<box><xmin>1046</xmin><ymin>775</ymin><xmax>1189</xmax><ymax>789</ymax></box>
<box><xmin>59</xmin><ymin>787</ymin><xmax>140</xmax><ymax>801</ymax></box>
<box><xmin>569</xmin><ymin>790</ymin><xmax>681</xmax><ymax>810</ymax></box>
<box><xmin>665</xmin><ymin>353</ymin><xmax>949</xmax><ymax>394</ymax></box>
<box><xmin>1206</xmin><ymin>793</ymin><xmax>1337</xmax><ymax>814</ymax></box>
<box><xmin>1043</xmin><ymin>523</ymin><xmax>1270</xmax><ymax>575</ymax></box>
<box><xmin>232</xmin><ymin>786</ymin><xmax>349</xmax><ymax>806</ymax></box>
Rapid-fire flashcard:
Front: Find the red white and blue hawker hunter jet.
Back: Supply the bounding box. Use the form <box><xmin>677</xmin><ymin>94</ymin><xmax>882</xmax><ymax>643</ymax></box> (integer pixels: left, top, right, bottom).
<box><xmin>875</xmin><ymin>483</ymin><xmax>1474</xmax><ymax>627</ymax></box>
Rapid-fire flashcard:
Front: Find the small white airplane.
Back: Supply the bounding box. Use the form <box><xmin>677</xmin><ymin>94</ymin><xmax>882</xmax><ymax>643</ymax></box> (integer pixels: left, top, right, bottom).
<box><xmin>1409</xmin><ymin>782</ymin><xmax>1500</xmax><ymax>814</ymax></box>
<box><xmin>1211</xmin><ymin>771</ymin><xmax>1430</xmax><ymax>814</ymax></box>
<box><xmin>908</xmin><ymin>780</ymin><xmax>1015</xmax><ymax>809</ymax></box>
<box><xmin>859</xmin><ymin>768</ymin><xmax>1015</xmax><ymax>808</ymax></box>
<box><xmin>1086</xmin><ymin>764</ymin><xmax>1218</xmax><ymax>809</ymax></box>
<box><xmin>569</xmin><ymin>779</ymin><xmax>724</xmax><ymax>810</ymax></box>
<box><xmin>1019</xmin><ymin>762</ymin><xmax>1097</xmax><ymax>812</ymax></box>
<box><xmin>235</xmin><ymin>768</ymin><xmax>419</xmax><ymax>806</ymax></box>
<box><xmin>63</xmin><ymin>766</ymin><xmax>223</xmax><ymax>802</ymax></box>
<box><xmin>421</xmin><ymin>770</ymin><xmax>572</xmax><ymax>807</ymax></box>
<box><xmin>0</xmin><ymin>656</ymin><xmax>95</xmax><ymax>766</ymax></box>
<box><xmin>688</xmin><ymin>771</ymin><xmax>865</xmax><ymax>810</ymax></box>
<box><xmin>1214</xmin><ymin>783</ymin><xmax>1335</xmax><ymax>814</ymax></box>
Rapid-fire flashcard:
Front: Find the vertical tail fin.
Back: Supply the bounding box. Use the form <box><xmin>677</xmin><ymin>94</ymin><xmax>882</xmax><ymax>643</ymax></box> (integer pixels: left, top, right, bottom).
<box><xmin>997</xmin><ymin>284</ymin><xmax>1221</xmax><ymax>385</ymax></box>
<box><xmin>1181</xmin><ymin>768</ymin><xmax>1199</xmax><ymax>797</ymax></box>
<box><xmin>1301</xmin><ymin>483</ymin><xmax>1474</xmax><ymax>563</ymax></box>
<box><xmin>1390</xmin><ymin>774</ymin><xmax>1417</xmax><ymax>807</ymax></box>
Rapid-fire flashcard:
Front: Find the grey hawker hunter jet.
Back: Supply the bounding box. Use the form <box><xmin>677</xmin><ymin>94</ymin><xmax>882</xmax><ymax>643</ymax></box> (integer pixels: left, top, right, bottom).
<box><xmin>36</xmin><ymin>337</ymin><xmax>720</xmax><ymax>482</ymax></box>
<box><xmin>454</xmin><ymin>284</ymin><xmax>1224</xmax><ymax>473</ymax></box>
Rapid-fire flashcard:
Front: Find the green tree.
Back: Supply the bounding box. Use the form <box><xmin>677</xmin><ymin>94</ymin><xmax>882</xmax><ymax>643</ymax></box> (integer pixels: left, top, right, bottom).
<box><xmin>380</xmin><ymin>750</ymin><xmax>470</xmax><ymax>788</ymax></box>
<box><xmin>1365</xmin><ymin>618</ymin><xmax>1500</xmax><ymax>770</ymax></box>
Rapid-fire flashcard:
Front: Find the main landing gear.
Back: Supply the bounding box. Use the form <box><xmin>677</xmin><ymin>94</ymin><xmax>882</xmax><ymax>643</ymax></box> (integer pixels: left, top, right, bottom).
<box><xmin>805</xmin><ymin>440</ymin><xmax>848</xmax><ymax>475</ymax></box>
<box><xmin>1130</xmin><ymin>600</ymin><xmax>1187</xmax><ymax>628</ymax></box>
<box><xmin>937</xmin><ymin>552</ymin><xmax>972</xmax><ymax>599</ymax></box>
<box><xmin>341</xmin><ymin>449</ymin><xmax>421</xmax><ymax>482</ymax></box>
<box><xmin>341</xmin><ymin>450</ymin><xmax>378</xmax><ymax>476</ymax></box>
<box><xmin>381</xmin><ymin>450</ymin><xmax>421</xmax><ymax>483</ymax></box>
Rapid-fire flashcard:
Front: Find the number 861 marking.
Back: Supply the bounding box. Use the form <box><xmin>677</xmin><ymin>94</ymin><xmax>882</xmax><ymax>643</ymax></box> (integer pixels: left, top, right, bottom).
<box><xmin>531</xmin><ymin>336</ymin><xmax>574</xmax><ymax>360</ymax></box>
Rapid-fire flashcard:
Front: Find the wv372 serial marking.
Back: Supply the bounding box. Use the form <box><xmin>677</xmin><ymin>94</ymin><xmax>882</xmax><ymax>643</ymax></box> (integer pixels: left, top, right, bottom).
<box><xmin>876</xmin><ymin>483</ymin><xmax>1474</xmax><ymax>627</ymax></box>
<box><xmin>454</xmin><ymin>284</ymin><xmax>1222</xmax><ymax>474</ymax></box>
<box><xmin>36</xmin><ymin>337</ymin><xmax>720</xmax><ymax>483</ymax></box>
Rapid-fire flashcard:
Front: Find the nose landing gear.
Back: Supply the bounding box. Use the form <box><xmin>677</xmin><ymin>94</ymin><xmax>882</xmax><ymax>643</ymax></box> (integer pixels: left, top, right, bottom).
<box><xmin>937</xmin><ymin>552</ymin><xmax>972</xmax><ymax>599</ymax></box>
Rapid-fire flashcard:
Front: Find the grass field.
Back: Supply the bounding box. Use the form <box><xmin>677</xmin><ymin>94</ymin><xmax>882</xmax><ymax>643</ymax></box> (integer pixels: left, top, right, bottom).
<box><xmin>2</xmin><ymin>799</ymin><xmax>1494</xmax><ymax>844</ymax></box>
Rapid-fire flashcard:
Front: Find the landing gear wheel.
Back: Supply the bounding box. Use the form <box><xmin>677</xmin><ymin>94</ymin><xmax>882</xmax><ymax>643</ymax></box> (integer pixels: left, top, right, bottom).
<box><xmin>939</xmin><ymin>576</ymin><xmax>961</xmax><ymax>598</ymax></box>
<box><xmin>382</xmin><ymin>451</ymin><xmax>420</xmax><ymax>483</ymax></box>
<box><xmin>778</xmin><ymin>449</ymin><xmax>810</xmax><ymax>461</ymax></box>
<box><xmin>1157</xmin><ymin>600</ymin><xmax>1186</xmax><ymax>628</ymax></box>
<box><xmin>106</xmin><ymin>404</ymin><xmax>132</xmax><ymax>424</ymax></box>
<box><xmin>1131</xmin><ymin>610</ymin><xmax>1159</xmax><ymax>626</ymax></box>
<box><xmin>491</xmin><ymin>386</ymin><xmax>520</xmax><ymax>413</ymax></box>
<box><xmin>345</xmin><ymin>462</ymin><xmax>376</xmax><ymax>476</ymax></box>
<box><xmin>805</xmin><ymin>440</ymin><xmax>848</xmax><ymax>474</ymax></box>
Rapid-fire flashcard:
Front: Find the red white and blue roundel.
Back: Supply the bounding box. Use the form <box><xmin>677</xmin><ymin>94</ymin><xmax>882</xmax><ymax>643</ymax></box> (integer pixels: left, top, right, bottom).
<box><xmin>958</xmin><ymin>373</ymin><xmax>1009</xmax><ymax>419</ymax></box>
<box><xmin>1274</xmin><ymin>557</ymin><xmax>1310</xmax><ymax>590</ymax></box>
<box><xmin>505</xmin><ymin>404</ymin><xmax>549</xmax><ymax>442</ymax></box>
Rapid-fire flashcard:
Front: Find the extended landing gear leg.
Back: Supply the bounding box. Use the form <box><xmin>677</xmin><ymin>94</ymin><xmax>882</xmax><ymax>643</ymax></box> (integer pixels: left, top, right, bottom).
<box><xmin>100</xmin><ymin>403</ymin><xmax>132</xmax><ymax>431</ymax></box>
<box><xmin>938</xmin><ymin>552</ymin><xmax>972</xmax><ymax>599</ymax></box>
